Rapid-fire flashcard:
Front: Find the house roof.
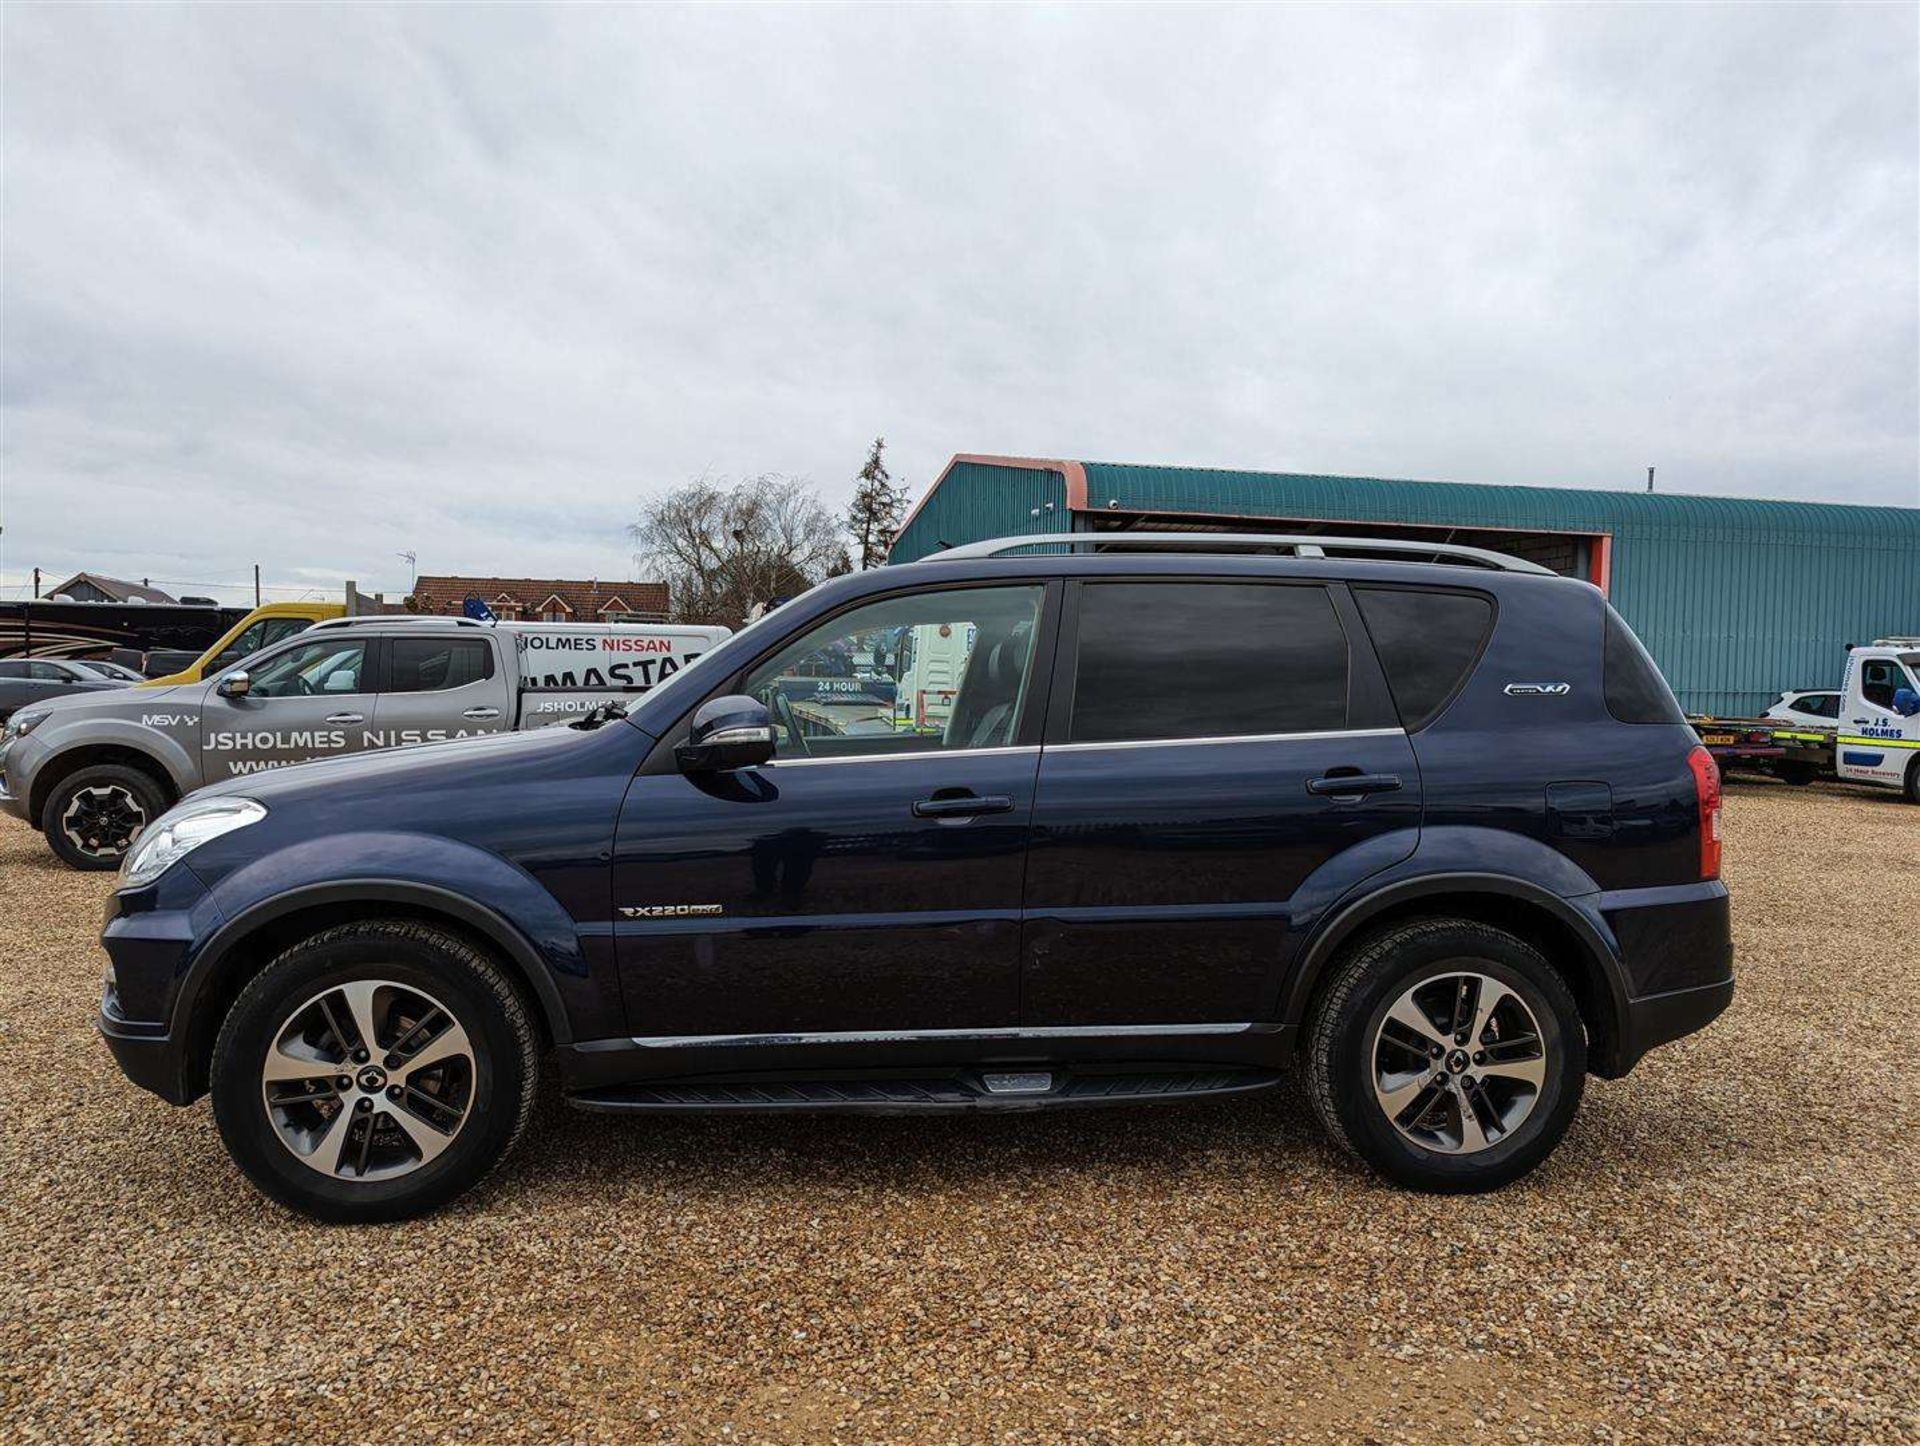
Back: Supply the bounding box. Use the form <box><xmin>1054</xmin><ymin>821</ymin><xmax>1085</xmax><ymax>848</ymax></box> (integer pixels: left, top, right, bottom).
<box><xmin>44</xmin><ymin>572</ymin><xmax>178</xmax><ymax>604</ymax></box>
<box><xmin>406</xmin><ymin>575</ymin><xmax>669</xmax><ymax>619</ymax></box>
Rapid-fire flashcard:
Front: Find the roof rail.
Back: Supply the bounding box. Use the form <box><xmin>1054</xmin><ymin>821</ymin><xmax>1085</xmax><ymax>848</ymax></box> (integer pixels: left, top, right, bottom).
<box><xmin>926</xmin><ymin>532</ymin><xmax>1558</xmax><ymax>576</ymax></box>
<box><xmin>308</xmin><ymin>614</ymin><xmax>487</xmax><ymax>631</ymax></box>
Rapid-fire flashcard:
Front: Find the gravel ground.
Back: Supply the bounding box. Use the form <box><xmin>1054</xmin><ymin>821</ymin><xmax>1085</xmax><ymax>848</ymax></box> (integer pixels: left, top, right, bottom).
<box><xmin>2</xmin><ymin>782</ymin><xmax>1916</xmax><ymax>1443</ymax></box>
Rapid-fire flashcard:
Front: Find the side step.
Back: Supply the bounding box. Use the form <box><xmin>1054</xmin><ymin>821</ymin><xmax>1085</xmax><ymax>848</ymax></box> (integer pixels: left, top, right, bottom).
<box><xmin>567</xmin><ymin>1068</ymin><xmax>1283</xmax><ymax>1114</ymax></box>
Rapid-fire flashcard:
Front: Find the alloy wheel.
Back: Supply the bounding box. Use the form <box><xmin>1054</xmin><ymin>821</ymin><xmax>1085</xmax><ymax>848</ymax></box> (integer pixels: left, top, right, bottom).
<box><xmin>60</xmin><ymin>784</ymin><xmax>147</xmax><ymax>858</ymax></box>
<box><xmin>1371</xmin><ymin>970</ymin><xmax>1548</xmax><ymax>1154</ymax></box>
<box><xmin>260</xmin><ymin>979</ymin><xmax>476</xmax><ymax>1181</ymax></box>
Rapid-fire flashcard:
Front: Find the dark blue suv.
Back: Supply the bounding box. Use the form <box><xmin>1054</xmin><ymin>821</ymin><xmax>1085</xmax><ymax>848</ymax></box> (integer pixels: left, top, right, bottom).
<box><xmin>97</xmin><ymin>535</ymin><xmax>1733</xmax><ymax>1221</ymax></box>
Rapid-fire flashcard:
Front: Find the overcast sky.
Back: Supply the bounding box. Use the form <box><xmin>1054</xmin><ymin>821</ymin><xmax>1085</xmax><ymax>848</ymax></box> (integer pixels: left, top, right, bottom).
<box><xmin>3</xmin><ymin>3</ymin><xmax>1916</xmax><ymax>604</ymax></box>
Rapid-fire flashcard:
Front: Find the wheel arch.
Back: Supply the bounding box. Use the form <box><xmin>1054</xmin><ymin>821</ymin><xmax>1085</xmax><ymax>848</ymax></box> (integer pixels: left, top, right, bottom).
<box><xmin>29</xmin><ymin>743</ymin><xmax>181</xmax><ymax>826</ymax></box>
<box><xmin>1282</xmin><ymin>873</ymin><xmax>1634</xmax><ymax>1078</ymax></box>
<box><xmin>175</xmin><ymin>881</ymin><xmax>573</xmax><ymax>1099</ymax></box>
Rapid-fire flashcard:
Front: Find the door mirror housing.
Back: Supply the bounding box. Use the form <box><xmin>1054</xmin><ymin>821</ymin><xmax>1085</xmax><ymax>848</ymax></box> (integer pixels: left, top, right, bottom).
<box><xmin>216</xmin><ymin>671</ymin><xmax>251</xmax><ymax>699</ymax></box>
<box><xmin>1893</xmin><ymin>686</ymin><xmax>1920</xmax><ymax>718</ymax></box>
<box><xmin>676</xmin><ymin>695</ymin><xmax>776</xmax><ymax>773</ymax></box>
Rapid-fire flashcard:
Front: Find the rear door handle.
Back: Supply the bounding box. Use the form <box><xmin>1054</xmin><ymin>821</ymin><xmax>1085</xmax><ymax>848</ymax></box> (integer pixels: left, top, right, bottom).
<box><xmin>462</xmin><ymin>707</ymin><xmax>502</xmax><ymax>720</ymax></box>
<box><xmin>912</xmin><ymin>793</ymin><xmax>1014</xmax><ymax>819</ymax></box>
<box><xmin>1307</xmin><ymin>771</ymin><xmax>1402</xmax><ymax>797</ymax></box>
<box><xmin>324</xmin><ymin>712</ymin><xmax>364</xmax><ymax>725</ymax></box>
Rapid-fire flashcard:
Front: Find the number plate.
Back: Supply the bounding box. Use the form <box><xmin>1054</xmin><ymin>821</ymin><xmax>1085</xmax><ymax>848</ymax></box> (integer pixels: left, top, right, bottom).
<box><xmin>1700</xmin><ymin>732</ymin><xmax>1736</xmax><ymax>746</ymax></box>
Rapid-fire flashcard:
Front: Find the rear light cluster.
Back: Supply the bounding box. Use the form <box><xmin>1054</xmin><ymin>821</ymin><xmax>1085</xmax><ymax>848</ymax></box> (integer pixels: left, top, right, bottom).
<box><xmin>1686</xmin><ymin>745</ymin><xmax>1723</xmax><ymax>880</ymax></box>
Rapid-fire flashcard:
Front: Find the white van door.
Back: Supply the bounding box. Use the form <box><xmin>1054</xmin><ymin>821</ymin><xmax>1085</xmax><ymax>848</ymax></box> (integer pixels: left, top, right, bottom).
<box><xmin>1837</xmin><ymin>650</ymin><xmax>1920</xmax><ymax>790</ymax></box>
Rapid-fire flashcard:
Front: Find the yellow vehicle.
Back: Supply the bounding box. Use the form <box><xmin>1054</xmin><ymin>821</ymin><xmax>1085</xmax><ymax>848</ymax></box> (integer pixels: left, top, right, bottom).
<box><xmin>140</xmin><ymin>601</ymin><xmax>345</xmax><ymax>687</ymax></box>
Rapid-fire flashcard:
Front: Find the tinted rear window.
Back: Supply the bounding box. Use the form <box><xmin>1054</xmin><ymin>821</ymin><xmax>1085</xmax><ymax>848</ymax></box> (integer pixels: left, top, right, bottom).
<box><xmin>387</xmin><ymin>638</ymin><xmax>495</xmax><ymax>693</ymax></box>
<box><xmin>1603</xmin><ymin>607</ymin><xmax>1685</xmax><ymax>724</ymax></box>
<box><xmin>1069</xmin><ymin>582</ymin><xmax>1348</xmax><ymax>743</ymax></box>
<box><xmin>1355</xmin><ymin>587</ymin><xmax>1494</xmax><ymax>729</ymax></box>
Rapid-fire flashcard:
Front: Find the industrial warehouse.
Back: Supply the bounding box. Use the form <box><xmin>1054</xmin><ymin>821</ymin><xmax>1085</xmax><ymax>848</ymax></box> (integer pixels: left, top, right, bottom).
<box><xmin>890</xmin><ymin>455</ymin><xmax>1920</xmax><ymax>716</ymax></box>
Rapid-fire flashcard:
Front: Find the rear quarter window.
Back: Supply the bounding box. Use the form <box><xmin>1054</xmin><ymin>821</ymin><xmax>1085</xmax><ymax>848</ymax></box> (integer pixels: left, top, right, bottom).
<box><xmin>1603</xmin><ymin>606</ymin><xmax>1686</xmax><ymax>724</ymax></box>
<box><xmin>1354</xmin><ymin>587</ymin><xmax>1494</xmax><ymax>730</ymax></box>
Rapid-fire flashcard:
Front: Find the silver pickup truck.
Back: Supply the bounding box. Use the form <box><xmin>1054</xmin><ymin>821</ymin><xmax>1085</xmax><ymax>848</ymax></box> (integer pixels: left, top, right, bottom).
<box><xmin>0</xmin><ymin>615</ymin><xmax>726</xmax><ymax>869</ymax></box>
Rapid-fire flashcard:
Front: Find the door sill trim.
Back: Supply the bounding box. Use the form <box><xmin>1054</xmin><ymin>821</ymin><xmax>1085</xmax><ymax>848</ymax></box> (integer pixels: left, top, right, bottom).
<box><xmin>595</xmin><ymin>1022</ymin><xmax>1261</xmax><ymax>1051</ymax></box>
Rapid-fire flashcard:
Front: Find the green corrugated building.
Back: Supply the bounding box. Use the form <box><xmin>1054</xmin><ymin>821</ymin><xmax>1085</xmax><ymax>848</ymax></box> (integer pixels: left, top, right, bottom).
<box><xmin>888</xmin><ymin>454</ymin><xmax>1920</xmax><ymax>715</ymax></box>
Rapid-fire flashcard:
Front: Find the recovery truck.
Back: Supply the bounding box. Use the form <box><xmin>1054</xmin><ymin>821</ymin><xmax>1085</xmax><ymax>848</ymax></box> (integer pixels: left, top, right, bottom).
<box><xmin>1688</xmin><ymin>638</ymin><xmax>1920</xmax><ymax>800</ymax></box>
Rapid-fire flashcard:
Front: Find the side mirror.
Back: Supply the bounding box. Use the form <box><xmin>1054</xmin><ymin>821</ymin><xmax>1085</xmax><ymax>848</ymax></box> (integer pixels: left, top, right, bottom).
<box><xmin>1893</xmin><ymin>687</ymin><xmax>1920</xmax><ymax>718</ymax></box>
<box><xmin>216</xmin><ymin>671</ymin><xmax>251</xmax><ymax>699</ymax></box>
<box><xmin>676</xmin><ymin>695</ymin><xmax>775</xmax><ymax>773</ymax></box>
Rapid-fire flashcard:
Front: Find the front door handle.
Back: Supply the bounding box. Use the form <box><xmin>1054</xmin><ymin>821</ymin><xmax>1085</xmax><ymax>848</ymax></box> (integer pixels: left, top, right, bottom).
<box><xmin>462</xmin><ymin>707</ymin><xmax>502</xmax><ymax>720</ymax></box>
<box><xmin>1307</xmin><ymin>771</ymin><xmax>1402</xmax><ymax>798</ymax></box>
<box><xmin>912</xmin><ymin>793</ymin><xmax>1014</xmax><ymax>819</ymax></box>
<box><xmin>325</xmin><ymin>712</ymin><xmax>365</xmax><ymax>725</ymax></box>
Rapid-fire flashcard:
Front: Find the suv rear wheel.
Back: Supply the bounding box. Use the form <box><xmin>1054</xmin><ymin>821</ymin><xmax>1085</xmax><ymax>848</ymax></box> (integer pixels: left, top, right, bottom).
<box><xmin>1306</xmin><ymin>919</ymin><xmax>1585</xmax><ymax>1191</ymax></box>
<box><xmin>43</xmin><ymin>763</ymin><xmax>168</xmax><ymax>870</ymax></box>
<box><xmin>210</xmin><ymin>921</ymin><xmax>538</xmax><ymax>1223</ymax></box>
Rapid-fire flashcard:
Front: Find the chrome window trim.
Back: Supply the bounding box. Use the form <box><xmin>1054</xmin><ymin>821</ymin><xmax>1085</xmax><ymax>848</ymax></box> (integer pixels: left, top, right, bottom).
<box><xmin>1049</xmin><ymin>726</ymin><xmax>1404</xmax><ymax>754</ymax></box>
<box><xmin>765</xmin><ymin>729</ymin><xmax>1402</xmax><ymax>767</ymax></box>
<box><xmin>771</xmin><ymin>744</ymin><xmax>1041</xmax><ymax>769</ymax></box>
<box><xmin>619</xmin><ymin>1022</ymin><xmax>1255</xmax><ymax>1050</ymax></box>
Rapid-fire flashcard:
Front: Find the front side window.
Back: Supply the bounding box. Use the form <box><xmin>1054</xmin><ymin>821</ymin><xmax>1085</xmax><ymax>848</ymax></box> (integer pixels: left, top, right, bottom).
<box><xmin>244</xmin><ymin>640</ymin><xmax>368</xmax><ymax>699</ymax></box>
<box><xmin>30</xmin><ymin>661</ymin><xmax>79</xmax><ymax>682</ymax></box>
<box><xmin>1069</xmin><ymin>582</ymin><xmax>1348</xmax><ymax>744</ymax></box>
<box><xmin>388</xmin><ymin>638</ymin><xmax>494</xmax><ymax>693</ymax></box>
<box><xmin>741</xmin><ymin>585</ymin><xmax>1045</xmax><ymax>759</ymax></box>
<box><xmin>1860</xmin><ymin>659</ymin><xmax>1919</xmax><ymax>712</ymax></box>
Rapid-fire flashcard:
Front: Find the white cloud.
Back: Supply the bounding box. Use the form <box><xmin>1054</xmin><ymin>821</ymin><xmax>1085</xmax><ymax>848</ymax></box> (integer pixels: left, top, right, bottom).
<box><xmin>3</xmin><ymin>4</ymin><xmax>1914</xmax><ymax>604</ymax></box>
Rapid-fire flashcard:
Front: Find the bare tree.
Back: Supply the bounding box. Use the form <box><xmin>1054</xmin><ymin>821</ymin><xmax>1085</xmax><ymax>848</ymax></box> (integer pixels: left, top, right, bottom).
<box><xmin>631</xmin><ymin>474</ymin><xmax>851</xmax><ymax>627</ymax></box>
<box><xmin>846</xmin><ymin>436</ymin><xmax>910</xmax><ymax>569</ymax></box>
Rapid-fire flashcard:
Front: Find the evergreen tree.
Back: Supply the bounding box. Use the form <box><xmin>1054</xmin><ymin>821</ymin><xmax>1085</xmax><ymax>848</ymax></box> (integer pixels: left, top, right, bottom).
<box><xmin>847</xmin><ymin>436</ymin><xmax>909</xmax><ymax>569</ymax></box>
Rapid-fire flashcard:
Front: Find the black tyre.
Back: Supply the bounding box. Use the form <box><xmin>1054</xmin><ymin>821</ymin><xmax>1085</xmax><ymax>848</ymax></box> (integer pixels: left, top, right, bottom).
<box><xmin>1905</xmin><ymin>757</ymin><xmax>1919</xmax><ymax>805</ymax></box>
<box><xmin>1306</xmin><ymin>918</ymin><xmax>1585</xmax><ymax>1192</ymax></box>
<box><xmin>43</xmin><ymin>763</ymin><xmax>169</xmax><ymax>870</ymax></box>
<box><xmin>1776</xmin><ymin>761</ymin><xmax>1817</xmax><ymax>787</ymax></box>
<box><xmin>211</xmin><ymin>921</ymin><xmax>539</xmax><ymax>1224</ymax></box>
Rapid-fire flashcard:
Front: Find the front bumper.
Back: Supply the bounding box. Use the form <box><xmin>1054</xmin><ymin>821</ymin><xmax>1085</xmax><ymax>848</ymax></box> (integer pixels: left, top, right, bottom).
<box><xmin>99</xmin><ymin>1013</ymin><xmax>196</xmax><ymax>1105</ymax></box>
<box><xmin>96</xmin><ymin>868</ymin><xmax>223</xmax><ymax>1105</ymax></box>
<box><xmin>0</xmin><ymin>730</ymin><xmax>49</xmax><ymax>823</ymax></box>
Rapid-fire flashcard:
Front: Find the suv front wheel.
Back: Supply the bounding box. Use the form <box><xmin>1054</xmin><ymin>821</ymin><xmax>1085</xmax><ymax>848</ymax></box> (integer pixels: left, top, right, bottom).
<box><xmin>211</xmin><ymin>921</ymin><xmax>539</xmax><ymax>1223</ymax></box>
<box><xmin>1306</xmin><ymin>919</ymin><xmax>1585</xmax><ymax>1192</ymax></box>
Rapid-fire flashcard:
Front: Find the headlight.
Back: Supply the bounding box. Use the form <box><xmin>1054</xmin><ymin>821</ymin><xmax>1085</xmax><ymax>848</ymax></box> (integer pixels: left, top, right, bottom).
<box><xmin>118</xmin><ymin>796</ymin><xmax>267</xmax><ymax>889</ymax></box>
<box><xmin>4</xmin><ymin>710</ymin><xmax>49</xmax><ymax>739</ymax></box>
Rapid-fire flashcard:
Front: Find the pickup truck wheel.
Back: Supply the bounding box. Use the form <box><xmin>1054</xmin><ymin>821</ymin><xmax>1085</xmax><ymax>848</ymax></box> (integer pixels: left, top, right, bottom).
<box><xmin>1905</xmin><ymin>757</ymin><xmax>1919</xmax><ymax>805</ymax></box>
<box><xmin>1305</xmin><ymin>919</ymin><xmax>1585</xmax><ymax>1193</ymax></box>
<box><xmin>210</xmin><ymin>921</ymin><xmax>538</xmax><ymax>1224</ymax></box>
<box><xmin>43</xmin><ymin>764</ymin><xmax>168</xmax><ymax>871</ymax></box>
